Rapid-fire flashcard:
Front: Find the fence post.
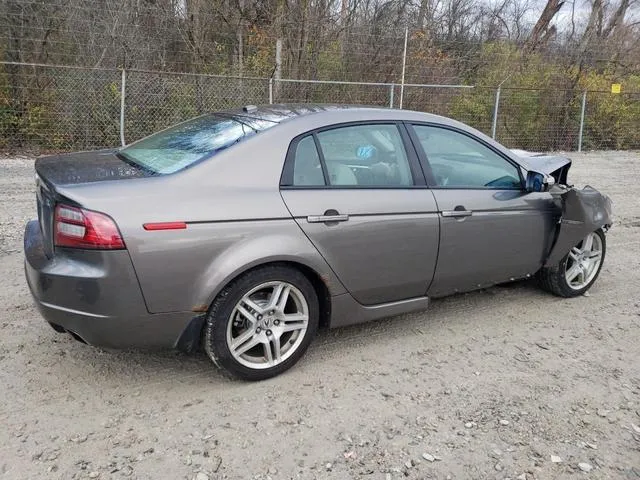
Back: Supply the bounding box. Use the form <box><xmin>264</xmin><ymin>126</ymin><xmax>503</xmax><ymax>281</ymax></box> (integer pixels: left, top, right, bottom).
<box><xmin>399</xmin><ymin>27</ymin><xmax>408</xmax><ymax>109</ymax></box>
<box><xmin>269</xmin><ymin>78</ymin><xmax>274</xmax><ymax>104</ymax></box>
<box><xmin>274</xmin><ymin>38</ymin><xmax>282</xmax><ymax>99</ymax></box>
<box><xmin>491</xmin><ymin>86</ymin><xmax>501</xmax><ymax>140</ymax></box>
<box><xmin>119</xmin><ymin>68</ymin><xmax>126</xmax><ymax>146</ymax></box>
<box><xmin>389</xmin><ymin>84</ymin><xmax>394</xmax><ymax>108</ymax></box>
<box><xmin>578</xmin><ymin>91</ymin><xmax>587</xmax><ymax>152</ymax></box>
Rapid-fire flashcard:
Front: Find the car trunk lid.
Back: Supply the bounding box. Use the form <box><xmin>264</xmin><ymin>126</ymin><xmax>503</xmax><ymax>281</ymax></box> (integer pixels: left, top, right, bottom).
<box><xmin>35</xmin><ymin>149</ymin><xmax>151</xmax><ymax>186</ymax></box>
<box><xmin>34</xmin><ymin>149</ymin><xmax>150</xmax><ymax>258</ymax></box>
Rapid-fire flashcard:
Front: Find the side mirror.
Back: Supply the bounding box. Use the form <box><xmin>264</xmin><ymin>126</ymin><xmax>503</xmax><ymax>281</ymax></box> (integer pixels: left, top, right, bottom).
<box><xmin>526</xmin><ymin>170</ymin><xmax>555</xmax><ymax>192</ymax></box>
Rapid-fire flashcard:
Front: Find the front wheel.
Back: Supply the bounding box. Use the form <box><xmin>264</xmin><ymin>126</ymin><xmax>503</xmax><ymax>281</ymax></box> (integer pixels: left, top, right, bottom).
<box><xmin>204</xmin><ymin>265</ymin><xmax>319</xmax><ymax>381</ymax></box>
<box><xmin>538</xmin><ymin>229</ymin><xmax>606</xmax><ymax>297</ymax></box>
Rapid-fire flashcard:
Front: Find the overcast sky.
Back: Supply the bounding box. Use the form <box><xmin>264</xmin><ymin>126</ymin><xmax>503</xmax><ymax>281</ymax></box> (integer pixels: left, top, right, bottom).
<box><xmin>550</xmin><ymin>0</ymin><xmax>640</xmax><ymax>31</ymax></box>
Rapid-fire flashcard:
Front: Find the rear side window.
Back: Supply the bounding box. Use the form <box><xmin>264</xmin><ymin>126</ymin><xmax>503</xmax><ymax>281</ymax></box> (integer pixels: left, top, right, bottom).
<box><xmin>120</xmin><ymin>114</ymin><xmax>275</xmax><ymax>174</ymax></box>
<box><xmin>292</xmin><ymin>136</ymin><xmax>325</xmax><ymax>186</ymax></box>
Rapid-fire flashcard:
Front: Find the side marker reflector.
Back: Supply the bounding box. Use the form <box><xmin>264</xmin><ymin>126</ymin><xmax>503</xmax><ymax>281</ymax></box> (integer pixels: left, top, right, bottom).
<box><xmin>143</xmin><ymin>222</ymin><xmax>187</xmax><ymax>231</ymax></box>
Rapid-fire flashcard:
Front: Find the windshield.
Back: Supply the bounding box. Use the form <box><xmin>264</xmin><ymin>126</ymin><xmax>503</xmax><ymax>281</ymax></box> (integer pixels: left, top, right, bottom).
<box><xmin>119</xmin><ymin>114</ymin><xmax>276</xmax><ymax>174</ymax></box>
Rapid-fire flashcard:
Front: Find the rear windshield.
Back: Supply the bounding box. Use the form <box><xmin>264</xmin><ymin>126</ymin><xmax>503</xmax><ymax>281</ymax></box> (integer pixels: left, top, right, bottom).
<box><xmin>119</xmin><ymin>114</ymin><xmax>276</xmax><ymax>174</ymax></box>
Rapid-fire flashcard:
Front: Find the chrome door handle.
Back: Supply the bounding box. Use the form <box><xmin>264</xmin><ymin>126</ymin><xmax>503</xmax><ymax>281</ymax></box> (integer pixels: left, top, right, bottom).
<box><xmin>307</xmin><ymin>214</ymin><xmax>349</xmax><ymax>223</ymax></box>
<box><xmin>441</xmin><ymin>210</ymin><xmax>473</xmax><ymax>218</ymax></box>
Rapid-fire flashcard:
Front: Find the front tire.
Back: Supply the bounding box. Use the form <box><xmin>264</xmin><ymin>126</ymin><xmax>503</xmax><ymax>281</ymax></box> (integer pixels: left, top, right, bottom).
<box><xmin>538</xmin><ymin>229</ymin><xmax>606</xmax><ymax>297</ymax></box>
<box><xmin>204</xmin><ymin>265</ymin><xmax>319</xmax><ymax>381</ymax></box>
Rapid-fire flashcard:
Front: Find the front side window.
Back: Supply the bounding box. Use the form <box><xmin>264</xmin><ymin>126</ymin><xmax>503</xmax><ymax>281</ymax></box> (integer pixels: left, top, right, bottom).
<box><xmin>120</xmin><ymin>114</ymin><xmax>275</xmax><ymax>174</ymax></box>
<box><xmin>412</xmin><ymin>125</ymin><xmax>521</xmax><ymax>189</ymax></box>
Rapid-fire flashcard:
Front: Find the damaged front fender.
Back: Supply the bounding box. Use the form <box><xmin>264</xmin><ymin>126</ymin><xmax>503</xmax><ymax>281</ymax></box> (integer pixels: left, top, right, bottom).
<box><xmin>544</xmin><ymin>185</ymin><xmax>613</xmax><ymax>266</ymax></box>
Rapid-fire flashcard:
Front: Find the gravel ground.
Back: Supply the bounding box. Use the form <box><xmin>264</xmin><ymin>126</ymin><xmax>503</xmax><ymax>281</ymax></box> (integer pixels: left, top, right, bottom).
<box><xmin>0</xmin><ymin>152</ymin><xmax>639</xmax><ymax>480</ymax></box>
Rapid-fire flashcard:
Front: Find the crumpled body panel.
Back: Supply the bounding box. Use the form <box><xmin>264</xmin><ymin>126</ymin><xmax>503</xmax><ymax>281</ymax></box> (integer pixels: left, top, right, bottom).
<box><xmin>511</xmin><ymin>150</ymin><xmax>572</xmax><ymax>185</ymax></box>
<box><xmin>544</xmin><ymin>185</ymin><xmax>613</xmax><ymax>266</ymax></box>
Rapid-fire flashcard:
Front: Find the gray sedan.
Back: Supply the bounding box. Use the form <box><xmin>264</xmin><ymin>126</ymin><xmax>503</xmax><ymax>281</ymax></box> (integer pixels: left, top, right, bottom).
<box><xmin>24</xmin><ymin>105</ymin><xmax>612</xmax><ymax>380</ymax></box>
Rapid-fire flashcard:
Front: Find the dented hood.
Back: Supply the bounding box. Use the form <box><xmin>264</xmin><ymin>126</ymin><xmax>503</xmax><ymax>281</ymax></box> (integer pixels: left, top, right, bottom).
<box><xmin>510</xmin><ymin>149</ymin><xmax>572</xmax><ymax>176</ymax></box>
<box><xmin>545</xmin><ymin>185</ymin><xmax>613</xmax><ymax>266</ymax></box>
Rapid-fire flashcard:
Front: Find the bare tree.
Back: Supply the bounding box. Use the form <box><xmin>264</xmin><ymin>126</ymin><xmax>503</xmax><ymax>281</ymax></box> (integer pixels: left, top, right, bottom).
<box><xmin>526</xmin><ymin>0</ymin><xmax>565</xmax><ymax>50</ymax></box>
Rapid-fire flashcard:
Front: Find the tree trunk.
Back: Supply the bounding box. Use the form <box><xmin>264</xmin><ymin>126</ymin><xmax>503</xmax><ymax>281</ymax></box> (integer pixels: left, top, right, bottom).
<box><xmin>526</xmin><ymin>0</ymin><xmax>565</xmax><ymax>50</ymax></box>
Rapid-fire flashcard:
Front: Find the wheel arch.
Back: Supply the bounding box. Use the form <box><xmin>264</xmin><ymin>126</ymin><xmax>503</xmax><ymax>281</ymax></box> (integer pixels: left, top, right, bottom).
<box><xmin>183</xmin><ymin>224</ymin><xmax>345</xmax><ymax>309</ymax></box>
<box><xmin>221</xmin><ymin>260</ymin><xmax>333</xmax><ymax>330</ymax></box>
<box><xmin>175</xmin><ymin>259</ymin><xmax>333</xmax><ymax>353</ymax></box>
<box><xmin>544</xmin><ymin>187</ymin><xmax>612</xmax><ymax>267</ymax></box>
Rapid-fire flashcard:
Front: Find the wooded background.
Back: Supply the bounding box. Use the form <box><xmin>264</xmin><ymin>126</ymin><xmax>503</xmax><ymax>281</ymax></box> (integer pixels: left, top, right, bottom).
<box><xmin>1</xmin><ymin>0</ymin><xmax>639</xmax><ymax>151</ymax></box>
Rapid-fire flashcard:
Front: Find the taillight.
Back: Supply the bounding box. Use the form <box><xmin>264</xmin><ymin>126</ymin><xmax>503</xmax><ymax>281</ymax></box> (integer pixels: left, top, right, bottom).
<box><xmin>54</xmin><ymin>204</ymin><xmax>125</xmax><ymax>250</ymax></box>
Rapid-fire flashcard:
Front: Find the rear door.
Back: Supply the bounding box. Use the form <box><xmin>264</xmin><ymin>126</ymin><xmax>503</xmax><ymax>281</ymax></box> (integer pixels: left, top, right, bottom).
<box><xmin>280</xmin><ymin>122</ymin><xmax>440</xmax><ymax>305</ymax></box>
<box><xmin>407</xmin><ymin>123</ymin><xmax>557</xmax><ymax>297</ymax></box>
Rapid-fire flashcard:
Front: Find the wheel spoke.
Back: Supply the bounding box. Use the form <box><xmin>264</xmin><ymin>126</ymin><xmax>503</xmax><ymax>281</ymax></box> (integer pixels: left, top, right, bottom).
<box><xmin>586</xmin><ymin>257</ymin><xmax>600</xmax><ymax>272</ymax></box>
<box><xmin>263</xmin><ymin>341</ymin><xmax>274</xmax><ymax>366</ymax></box>
<box><xmin>268</xmin><ymin>283</ymin><xmax>290</xmax><ymax>312</ymax></box>
<box><xmin>283</xmin><ymin>313</ymin><xmax>307</xmax><ymax>323</ymax></box>
<box><xmin>582</xmin><ymin>234</ymin><xmax>594</xmax><ymax>252</ymax></box>
<box><xmin>268</xmin><ymin>284</ymin><xmax>283</xmax><ymax>309</ymax></box>
<box><xmin>282</xmin><ymin>324</ymin><xmax>306</xmax><ymax>334</ymax></box>
<box><xmin>277</xmin><ymin>285</ymin><xmax>291</xmax><ymax>311</ymax></box>
<box><xmin>569</xmin><ymin>247</ymin><xmax>581</xmax><ymax>261</ymax></box>
<box><xmin>587</xmin><ymin>250</ymin><xmax>601</xmax><ymax>260</ymax></box>
<box><xmin>240</xmin><ymin>296</ymin><xmax>263</xmax><ymax>315</ymax></box>
<box><xmin>566</xmin><ymin>263</ymin><xmax>582</xmax><ymax>282</ymax></box>
<box><xmin>271</xmin><ymin>335</ymin><xmax>282</xmax><ymax>363</ymax></box>
<box><xmin>237</xmin><ymin>304</ymin><xmax>258</xmax><ymax>325</ymax></box>
<box><xmin>231</xmin><ymin>331</ymin><xmax>260</xmax><ymax>356</ymax></box>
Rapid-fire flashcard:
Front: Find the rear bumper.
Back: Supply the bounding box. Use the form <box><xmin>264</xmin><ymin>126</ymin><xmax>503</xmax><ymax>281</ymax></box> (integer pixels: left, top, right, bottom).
<box><xmin>24</xmin><ymin>220</ymin><xmax>193</xmax><ymax>349</ymax></box>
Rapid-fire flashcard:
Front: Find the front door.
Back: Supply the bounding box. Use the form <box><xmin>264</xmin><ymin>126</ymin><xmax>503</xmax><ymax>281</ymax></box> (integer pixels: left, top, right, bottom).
<box><xmin>407</xmin><ymin>124</ymin><xmax>557</xmax><ymax>297</ymax></box>
<box><xmin>280</xmin><ymin>123</ymin><xmax>440</xmax><ymax>305</ymax></box>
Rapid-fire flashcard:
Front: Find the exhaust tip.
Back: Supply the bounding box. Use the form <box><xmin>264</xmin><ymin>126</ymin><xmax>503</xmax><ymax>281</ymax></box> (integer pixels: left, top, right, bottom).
<box><xmin>67</xmin><ymin>330</ymin><xmax>88</xmax><ymax>344</ymax></box>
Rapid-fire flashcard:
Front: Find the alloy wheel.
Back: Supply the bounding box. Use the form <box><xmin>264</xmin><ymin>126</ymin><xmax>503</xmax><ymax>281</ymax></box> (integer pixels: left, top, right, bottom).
<box><xmin>564</xmin><ymin>232</ymin><xmax>603</xmax><ymax>290</ymax></box>
<box><xmin>226</xmin><ymin>281</ymin><xmax>309</xmax><ymax>369</ymax></box>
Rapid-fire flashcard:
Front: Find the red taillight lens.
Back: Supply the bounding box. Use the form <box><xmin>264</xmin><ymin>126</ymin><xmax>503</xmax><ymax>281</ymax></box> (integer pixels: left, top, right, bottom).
<box><xmin>54</xmin><ymin>204</ymin><xmax>125</xmax><ymax>250</ymax></box>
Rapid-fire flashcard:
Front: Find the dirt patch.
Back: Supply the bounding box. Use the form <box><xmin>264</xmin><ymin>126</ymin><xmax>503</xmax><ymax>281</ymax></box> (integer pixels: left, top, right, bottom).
<box><xmin>1</xmin><ymin>152</ymin><xmax>639</xmax><ymax>479</ymax></box>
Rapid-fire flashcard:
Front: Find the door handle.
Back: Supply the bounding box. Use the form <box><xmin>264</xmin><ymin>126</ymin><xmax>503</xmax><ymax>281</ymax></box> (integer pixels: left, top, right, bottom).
<box><xmin>441</xmin><ymin>210</ymin><xmax>473</xmax><ymax>218</ymax></box>
<box><xmin>307</xmin><ymin>214</ymin><xmax>349</xmax><ymax>223</ymax></box>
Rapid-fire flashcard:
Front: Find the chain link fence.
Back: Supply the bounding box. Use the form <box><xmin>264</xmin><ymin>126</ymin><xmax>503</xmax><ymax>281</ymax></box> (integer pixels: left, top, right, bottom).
<box><xmin>273</xmin><ymin>79</ymin><xmax>393</xmax><ymax>108</ymax></box>
<box><xmin>581</xmin><ymin>91</ymin><xmax>640</xmax><ymax>151</ymax></box>
<box><xmin>124</xmin><ymin>70</ymin><xmax>269</xmax><ymax>144</ymax></box>
<box><xmin>493</xmin><ymin>87</ymin><xmax>584</xmax><ymax>152</ymax></box>
<box><xmin>0</xmin><ymin>63</ymin><xmax>121</xmax><ymax>150</ymax></box>
<box><xmin>1</xmin><ymin>62</ymin><xmax>638</xmax><ymax>153</ymax></box>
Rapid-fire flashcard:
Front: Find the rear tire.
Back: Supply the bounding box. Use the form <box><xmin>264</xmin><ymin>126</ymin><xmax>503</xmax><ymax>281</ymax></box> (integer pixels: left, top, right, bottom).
<box><xmin>538</xmin><ymin>229</ymin><xmax>606</xmax><ymax>298</ymax></box>
<box><xmin>204</xmin><ymin>265</ymin><xmax>319</xmax><ymax>381</ymax></box>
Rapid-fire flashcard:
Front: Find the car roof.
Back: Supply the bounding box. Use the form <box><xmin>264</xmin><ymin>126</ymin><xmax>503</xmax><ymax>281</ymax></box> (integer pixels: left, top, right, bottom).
<box><xmin>219</xmin><ymin>104</ymin><xmax>363</xmax><ymax>123</ymax></box>
<box><xmin>216</xmin><ymin>103</ymin><xmax>500</xmax><ymax>148</ymax></box>
<box><xmin>221</xmin><ymin>103</ymin><xmax>448</xmax><ymax>125</ymax></box>
<box><xmin>214</xmin><ymin>104</ymin><xmax>526</xmax><ymax>174</ymax></box>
